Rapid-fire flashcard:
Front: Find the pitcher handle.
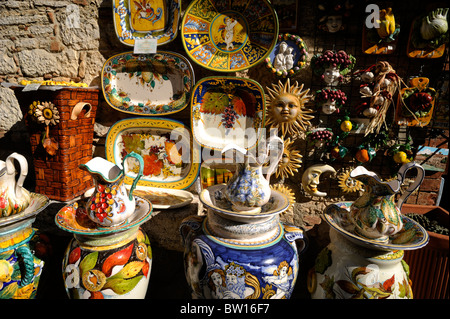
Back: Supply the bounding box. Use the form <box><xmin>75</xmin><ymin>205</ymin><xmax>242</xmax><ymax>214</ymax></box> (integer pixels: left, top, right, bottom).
<box><xmin>283</xmin><ymin>224</ymin><xmax>308</xmax><ymax>254</ymax></box>
<box><xmin>5</xmin><ymin>152</ymin><xmax>28</xmax><ymax>199</ymax></box>
<box><xmin>16</xmin><ymin>245</ymin><xmax>35</xmax><ymax>287</ymax></box>
<box><xmin>122</xmin><ymin>152</ymin><xmax>144</xmax><ymax>201</ymax></box>
<box><xmin>396</xmin><ymin>161</ymin><xmax>425</xmax><ymax>211</ymax></box>
<box><xmin>264</xmin><ymin>136</ymin><xmax>284</xmax><ymax>181</ymax></box>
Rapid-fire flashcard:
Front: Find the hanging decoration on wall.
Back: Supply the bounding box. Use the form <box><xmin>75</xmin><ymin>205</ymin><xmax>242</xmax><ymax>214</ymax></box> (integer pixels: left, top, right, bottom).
<box><xmin>311</xmin><ymin>50</ymin><xmax>356</xmax><ymax>86</ymax></box>
<box><xmin>362</xmin><ymin>7</ymin><xmax>400</xmax><ymax>55</ymax></box>
<box><xmin>317</xmin><ymin>0</ymin><xmax>354</xmax><ymax>33</ymax></box>
<box><xmin>265</xmin><ymin>33</ymin><xmax>308</xmax><ymax>78</ymax></box>
<box><xmin>337</xmin><ymin>167</ymin><xmax>363</xmax><ymax>193</ymax></box>
<box><xmin>307</xmin><ymin>128</ymin><xmax>334</xmax><ymax>149</ymax></box>
<box><xmin>354</xmin><ymin>61</ymin><xmax>402</xmax><ymax>135</ymax></box>
<box><xmin>274</xmin><ymin>137</ymin><xmax>303</xmax><ymax>179</ymax></box>
<box><xmin>385</xmin><ymin>138</ymin><xmax>414</xmax><ymax>165</ymax></box>
<box><xmin>265</xmin><ymin>78</ymin><xmax>314</xmax><ymax>137</ymax></box>
<box><xmin>314</xmin><ymin>88</ymin><xmax>347</xmax><ymax>114</ymax></box>
<box><xmin>353</xmin><ymin>130</ymin><xmax>389</xmax><ymax>164</ymax></box>
<box><xmin>395</xmin><ymin>77</ymin><xmax>437</xmax><ymax>127</ymax></box>
<box><xmin>407</xmin><ymin>7</ymin><xmax>449</xmax><ymax>58</ymax></box>
<box><xmin>301</xmin><ymin>164</ymin><xmax>336</xmax><ymax>197</ymax></box>
<box><xmin>27</xmin><ymin>101</ymin><xmax>60</xmax><ymax>156</ymax></box>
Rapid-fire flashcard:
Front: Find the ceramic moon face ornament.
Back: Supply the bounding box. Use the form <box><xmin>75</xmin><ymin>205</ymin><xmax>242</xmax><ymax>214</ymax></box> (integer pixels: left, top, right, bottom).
<box><xmin>301</xmin><ymin>164</ymin><xmax>336</xmax><ymax>197</ymax></box>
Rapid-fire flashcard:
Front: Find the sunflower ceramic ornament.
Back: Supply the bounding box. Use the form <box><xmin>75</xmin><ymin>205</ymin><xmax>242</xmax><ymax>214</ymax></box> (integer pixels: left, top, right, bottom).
<box><xmin>29</xmin><ymin>101</ymin><xmax>60</xmax><ymax>155</ymax></box>
<box><xmin>337</xmin><ymin>168</ymin><xmax>363</xmax><ymax>193</ymax></box>
<box><xmin>265</xmin><ymin>78</ymin><xmax>314</xmax><ymax>137</ymax></box>
<box><xmin>275</xmin><ymin>137</ymin><xmax>303</xmax><ymax>179</ymax></box>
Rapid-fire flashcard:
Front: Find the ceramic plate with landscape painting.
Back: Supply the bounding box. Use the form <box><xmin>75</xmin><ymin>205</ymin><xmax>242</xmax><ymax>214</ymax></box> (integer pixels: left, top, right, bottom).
<box><xmin>181</xmin><ymin>0</ymin><xmax>278</xmax><ymax>72</ymax></box>
<box><xmin>113</xmin><ymin>0</ymin><xmax>180</xmax><ymax>46</ymax></box>
<box><xmin>101</xmin><ymin>51</ymin><xmax>194</xmax><ymax>116</ymax></box>
<box><xmin>106</xmin><ymin>117</ymin><xmax>200</xmax><ymax>189</ymax></box>
<box><xmin>191</xmin><ymin>76</ymin><xmax>265</xmax><ymax>151</ymax></box>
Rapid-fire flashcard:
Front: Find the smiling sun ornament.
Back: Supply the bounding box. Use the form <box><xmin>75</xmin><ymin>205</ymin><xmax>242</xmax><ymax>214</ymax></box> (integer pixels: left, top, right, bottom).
<box><xmin>275</xmin><ymin>137</ymin><xmax>303</xmax><ymax>179</ymax></box>
<box><xmin>265</xmin><ymin>78</ymin><xmax>314</xmax><ymax>137</ymax></box>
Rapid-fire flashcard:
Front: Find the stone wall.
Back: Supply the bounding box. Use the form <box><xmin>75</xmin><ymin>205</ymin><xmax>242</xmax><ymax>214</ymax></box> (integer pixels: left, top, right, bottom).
<box><xmin>1</xmin><ymin>0</ymin><xmax>448</xmax><ymax>244</ymax></box>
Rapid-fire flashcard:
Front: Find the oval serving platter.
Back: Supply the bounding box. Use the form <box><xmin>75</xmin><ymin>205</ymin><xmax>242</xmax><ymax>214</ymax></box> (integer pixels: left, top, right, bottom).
<box><xmin>106</xmin><ymin>117</ymin><xmax>200</xmax><ymax>189</ymax></box>
<box><xmin>102</xmin><ymin>51</ymin><xmax>194</xmax><ymax>116</ymax></box>
<box><xmin>113</xmin><ymin>0</ymin><xmax>180</xmax><ymax>47</ymax></box>
<box><xmin>191</xmin><ymin>76</ymin><xmax>266</xmax><ymax>151</ymax></box>
<box><xmin>181</xmin><ymin>0</ymin><xmax>279</xmax><ymax>72</ymax></box>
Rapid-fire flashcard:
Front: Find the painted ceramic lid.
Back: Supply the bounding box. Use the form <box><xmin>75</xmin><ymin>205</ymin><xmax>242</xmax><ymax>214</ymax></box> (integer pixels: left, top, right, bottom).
<box><xmin>191</xmin><ymin>76</ymin><xmax>266</xmax><ymax>151</ymax></box>
<box><xmin>101</xmin><ymin>51</ymin><xmax>194</xmax><ymax>116</ymax></box>
<box><xmin>105</xmin><ymin>117</ymin><xmax>200</xmax><ymax>189</ymax></box>
<box><xmin>113</xmin><ymin>0</ymin><xmax>180</xmax><ymax>46</ymax></box>
<box><xmin>181</xmin><ymin>0</ymin><xmax>279</xmax><ymax>72</ymax></box>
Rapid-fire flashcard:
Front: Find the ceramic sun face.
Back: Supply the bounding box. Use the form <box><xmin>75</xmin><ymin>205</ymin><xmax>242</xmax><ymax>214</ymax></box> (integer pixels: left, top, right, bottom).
<box><xmin>266</xmin><ymin>78</ymin><xmax>314</xmax><ymax>137</ymax></box>
<box><xmin>275</xmin><ymin>137</ymin><xmax>303</xmax><ymax>179</ymax></box>
<box><xmin>337</xmin><ymin>168</ymin><xmax>363</xmax><ymax>193</ymax></box>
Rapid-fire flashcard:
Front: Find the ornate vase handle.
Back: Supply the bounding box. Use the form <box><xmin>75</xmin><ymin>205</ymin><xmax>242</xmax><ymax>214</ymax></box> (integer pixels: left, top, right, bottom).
<box><xmin>122</xmin><ymin>152</ymin><xmax>144</xmax><ymax>201</ymax></box>
<box><xmin>180</xmin><ymin>216</ymin><xmax>203</xmax><ymax>245</ymax></box>
<box><xmin>16</xmin><ymin>245</ymin><xmax>35</xmax><ymax>287</ymax></box>
<box><xmin>284</xmin><ymin>224</ymin><xmax>308</xmax><ymax>254</ymax></box>
<box><xmin>396</xmin><ymin>162</ymin><xmax>425</xmax><ymax>211</ymax></box>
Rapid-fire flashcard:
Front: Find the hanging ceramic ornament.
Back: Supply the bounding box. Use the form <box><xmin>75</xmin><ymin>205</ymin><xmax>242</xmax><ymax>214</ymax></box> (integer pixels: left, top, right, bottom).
<box><xmin>337</xmin><ymin>168</ymin><xmax>363</xmax><ymax>193</ymax></box>
<box><xmin>301</xmin><ymin>164</ymin><xmax>336</xmax><ymax>197</ymax></box>
<box><xmin>407</xmin><ymin>7</ymin><xmax>448</xmax><ymax>58</ymax></box>
<box><xmin>317</xmin><ymin>0</ymin><xmax>354</xmax><ymax>33</ymax></box>
<box><xmin>311</xmin><ymin>50</ymin><xmax>356</xmax><ymax>86</ymax></box>
<box><xmin>265</xmin><ymin>78</ymin><xmax>314</xmax><ymax>137</ymax></box>
<box><xmin>27</xmin><ymin>101</ymin><xmax>60</xmax><ymax>155</ymax></box>
<box><xmin>307</xmin><ymin>128</ymin><xmax>334</xmax><ymax>149</ymax></box>
<box><xmin>274</xmin><ymin>137</ymin><xmax>303</xmax><ymax>180</ymax></box>
<box><xmin>314</xmin><ymin>88</ymin><xmax>347</xmax><ymax>114</ymax></box>
<box><xmin>265</xmin><ymin>33</ymin><xmax>308</xmax><ymax>78</ymax></box>
<box><xmin>395</xmin><ymin>77</ymin><xmax>437</xmax><ymax>127</ymax></box>
<box><xmin>362</xmin><ymin>7</ymin><xmax>400</xmax><ymax>54</ymax></box>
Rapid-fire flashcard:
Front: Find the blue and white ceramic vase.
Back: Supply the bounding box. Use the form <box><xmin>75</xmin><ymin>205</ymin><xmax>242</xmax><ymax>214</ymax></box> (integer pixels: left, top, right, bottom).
<box><xmin>180</xmin><ymin>186</ymin><xmax>307</xmax><ymax>299</ymax></box>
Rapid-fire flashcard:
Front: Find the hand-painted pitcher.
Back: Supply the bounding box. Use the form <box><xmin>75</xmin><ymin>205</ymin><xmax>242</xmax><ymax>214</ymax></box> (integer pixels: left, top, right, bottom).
<box><xmin>349</xmin><ymin>162</ymin><xmax>424</xmax><ymax>242</ymax></box>
<box><xmin>222</xmin><ymin>136</ymin><xmax>284</xmax><ymax>213</ymax></box>
<box><xmin>79</xmin><ymin>152</ymin><xmax>144</xmax><ymax>227</ymax></box>
<box><xmin>0</xmin><ymin>153</ymin><xmax>31</xmax><ymax>217</ymax></box>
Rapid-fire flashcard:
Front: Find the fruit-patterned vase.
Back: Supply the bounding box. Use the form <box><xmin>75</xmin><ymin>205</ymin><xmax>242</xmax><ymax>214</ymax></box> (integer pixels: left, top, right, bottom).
<box><xmin>308</xmin><ymin>228</ymin><xmax>413</xmax><ymax>299</ymax></box>
<box><xmin>0</xmin><ymin>193</ymin><xmax>49</xmax><ymax>299</ymax></box>
<box><xmin>180</xmin><ymin>185</ymin><xmax>307</xmax><ymax>299</ymax></box>
<box><xmin>56</xmin><ymin>197</ymin><xmax>153</xmax><ymax>299</ymax></box>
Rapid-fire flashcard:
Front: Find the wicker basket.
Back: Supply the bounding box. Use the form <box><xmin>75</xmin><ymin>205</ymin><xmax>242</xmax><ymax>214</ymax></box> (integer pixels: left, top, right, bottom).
<box><xmin>16</xmin><ymin>87</ymin><xmax>99</xmax><ymax>201</ymax></box>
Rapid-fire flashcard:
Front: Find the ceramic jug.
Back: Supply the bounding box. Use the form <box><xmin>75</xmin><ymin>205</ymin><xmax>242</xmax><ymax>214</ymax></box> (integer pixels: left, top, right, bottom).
<box><xmin>0</xmin><ymin>153</ymin><xmax>31</xmax><ymax>217</ymax></box>
<box><xmin>79</xmin><ymin>152</ymin><xmax>144</xmax><ymax>227</ymax></box>
<box><xmin>349</xmin><ymin>162</ymin><xmax>424</xmax><ymax>242</ymax></box>
<box><xmin>222</xmin><ymin>136</ymin><xmax>284</xmax><ymax>213</ymax></box>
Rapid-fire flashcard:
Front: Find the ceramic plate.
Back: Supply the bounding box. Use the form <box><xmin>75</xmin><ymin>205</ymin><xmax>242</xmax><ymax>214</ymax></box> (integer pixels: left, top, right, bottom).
<box><xmin>101</xmin><ymin>51</ymin><xmax>194</xmax><ymax>116</ymax></box>
<box><xmin>324</xmin><ymin>202</ymin><xmax>430</xmax><ymax>251</ymax></box>
<box><xmin>113</xmin><ymin>0</ymin><xmax>180</xmax><ymax>46</ymax></box>
<box><xmin>106</xmin><ymin>117</ymin><xmax>200</xmax><ymax>189</ymax></box>
<box><xmin>181</xmin><ymin>0</ymin><xmax>278</xmax><ymax>72</ymax></box>
<box><xmin>130</xmin><ymin>185</ymin><xmax>194</xmax><ymax>209</ymax></box>
<box><xmin>191</xmin><ymin>76</ymin><xmax>265</xmax><ymax>151</ymax></box>
<box><xmin>0</xmin><ymin>193</ymin><xmax>49</xmax><ymax>227</ymax></box>
<box><xmin>200</xmin><ymin>184</ymin><xmax>289</xmax><ymax>219</ymax></box>
<box><xmin>266</xmin><ymin>33</ymin><xmax>308</xmax><ymax>77</ymax></box>
<box><xmin>55</xmin><ymin>196</ymin><xmax>152</xmax><ymax>235</ymax></box>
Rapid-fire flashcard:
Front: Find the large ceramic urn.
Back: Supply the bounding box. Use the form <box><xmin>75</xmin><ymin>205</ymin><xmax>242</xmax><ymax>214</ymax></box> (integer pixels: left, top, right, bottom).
<box><xmin>180</xmin><ymin>184</ymin><xmax>307</xmax><ymax>299</ymax></box>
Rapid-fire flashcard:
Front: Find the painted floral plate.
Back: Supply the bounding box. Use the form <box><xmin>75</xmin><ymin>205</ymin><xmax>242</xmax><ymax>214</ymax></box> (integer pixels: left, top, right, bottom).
<box><xmin>200</xmin><ymin>184</ymin><xmax>289</xmax><ymax>220</ymax></box>
<box><xmin>191</xmin><ymin>76</ymin><xmax>265</xmax><ymax>151</ymax></box>
<box><xmin>0</xmin><ymin>193</ymin><xmax>49</xmax><ymax>227</ymax></box>
<box><xmin>113</xmin><ymin>0</ymin><xmax>180</xmax><ymax>46</ymax></box>
<box><xmin>106</xmin><ymin>117</ymin><xmax>200</xmax><ymax>189</ymax></box>
<box><xmin>324</xmin><ymin>202</ymin><xmax>429</xmax><ymax>251</ymax></box>
<box><xmin>55</xmin><ymin>196</ymin><xmax>152</xmax><ymax>235</ymax></box>
<box><xmin>181</xmin><ymin>0</ymin><xmax>278</xmax><ymax>72</ymax></box>
<box><xmin>101</xmin><ymin>51</ymin><xmax>194</xmax><ymax>116</ymax></box>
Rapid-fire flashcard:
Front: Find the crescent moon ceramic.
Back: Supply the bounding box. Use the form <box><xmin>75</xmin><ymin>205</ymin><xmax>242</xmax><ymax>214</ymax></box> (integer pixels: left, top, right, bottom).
<box><xmin>301</xmin><ymin>164</ymin><xmax>336</xmax><ymax>197</ymax></box>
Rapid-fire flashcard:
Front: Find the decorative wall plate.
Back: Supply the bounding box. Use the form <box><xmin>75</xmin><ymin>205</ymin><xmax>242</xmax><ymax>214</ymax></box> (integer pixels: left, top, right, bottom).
<box><xmin>265</xmin><ymin>33</ymin><xmax>308</xmax><ymax>77</ymax></box>
<box><xmin>131</xmin><ymin>185</ymin><xmax>194</xmax><ymax>209</ymax></box>
<box><xmin>191</xmin><ymin>76</ymin><xmax>265</xmax><ymax>151</ymax></box>
<box><xmin>113</xmin><ymin>0</ymin><xmax>180</xmax><ymax>46</ymax></box>
<box><xmin>55</xmin><ymin>196</ymin><xmax>152</xmax><ymax>235</ymax></box>
<box><xmin>181</xmin><ymin>0</ymin><xmax>279</xmax><ymax>72</ymax></box>
<box><xmin>101</xmin><ymin>51</ymin><xmax>194</xmax><ymax>116</ymax></box>
<box><xmin>324</xmin><ymin>202</ymin><xmax>429</xmax><ymax>251</ymax></box>
<box><xmin>106</xmin><ymin>117</ymin><xmax>200</xmax><ymax>189</ymax></box>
